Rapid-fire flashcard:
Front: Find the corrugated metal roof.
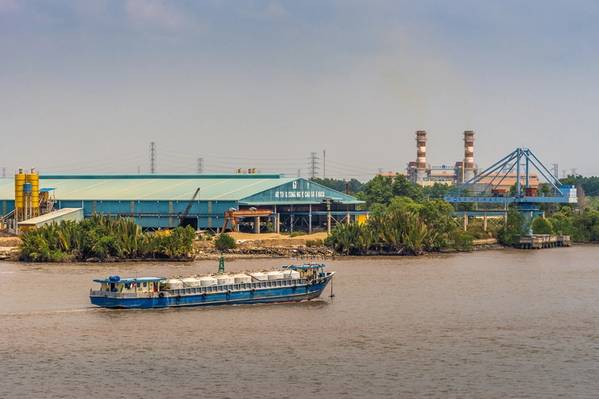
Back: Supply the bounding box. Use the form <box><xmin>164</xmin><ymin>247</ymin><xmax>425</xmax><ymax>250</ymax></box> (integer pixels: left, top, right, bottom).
<box><xmin>0</xmin><ymin>175</ymin><xmax>297</xmax><ymax>201</ymax></box>
<box><xmin>18</xmin><ymin>208</ymin><xmax>83</xmax><ymax>226</ymax></box>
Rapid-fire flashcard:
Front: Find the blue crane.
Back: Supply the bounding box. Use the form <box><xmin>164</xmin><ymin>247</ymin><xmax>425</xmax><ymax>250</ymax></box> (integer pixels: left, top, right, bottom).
<box><xmin>444</xmin><ymin>148</ymin><xmax>577</xmax><ymax>231</ymax></box>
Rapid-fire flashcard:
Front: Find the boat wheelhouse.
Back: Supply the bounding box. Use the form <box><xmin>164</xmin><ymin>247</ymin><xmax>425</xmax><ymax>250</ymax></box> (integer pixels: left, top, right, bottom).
<box><xmin>90</xmin><ymin>264</ymin><xmax>334</xmax><ymax>309</ymax></box>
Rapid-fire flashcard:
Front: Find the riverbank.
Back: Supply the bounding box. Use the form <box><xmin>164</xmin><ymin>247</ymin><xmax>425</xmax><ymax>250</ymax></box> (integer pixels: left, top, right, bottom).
<box><xmin>0</xmin><ymin>236</ymin><xmax>20</xmax><ymax>261</ymax></box>
<box><xmin>0</xmin><ymin>233</ymin><xmax>505</xmax><ymax>262</ymax></box>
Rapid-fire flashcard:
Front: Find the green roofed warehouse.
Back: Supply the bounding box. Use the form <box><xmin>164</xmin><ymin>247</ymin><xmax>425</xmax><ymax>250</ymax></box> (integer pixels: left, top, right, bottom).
<box><xmin>0</xmin><ymin>174</ymin><xmax>365</xmax><ymax>233</ymax></box>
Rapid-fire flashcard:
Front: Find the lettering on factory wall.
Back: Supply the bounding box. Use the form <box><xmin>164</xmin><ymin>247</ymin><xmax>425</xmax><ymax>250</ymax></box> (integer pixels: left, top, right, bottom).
<box><xmin>274</xmin><ymin>190</ymin><xmax>326</xmax><ymax>199</ymax></box>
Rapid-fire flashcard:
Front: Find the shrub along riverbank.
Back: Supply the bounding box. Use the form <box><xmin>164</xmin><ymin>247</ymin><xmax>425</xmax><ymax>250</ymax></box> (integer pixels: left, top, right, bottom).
<box><xmin>499</xmin><ymin>206</ymin><xmax>599</xmax><ymax>245</ymax></box>
<box><xmin>20</xmin><ymin>215</ymin><xmax>195</xmax><ymax>262</ymax></box>
<box><xmin>325</xmin><ymin>197</ymin><xmax>475</xmax><ymax>255</ymax></box>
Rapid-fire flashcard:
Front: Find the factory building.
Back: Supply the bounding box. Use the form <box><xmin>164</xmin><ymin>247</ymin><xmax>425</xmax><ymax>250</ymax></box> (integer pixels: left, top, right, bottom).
<box><xmin>406</xmin><ymin>130</ymin><xmax>539</xmax><ymax>191</ymax></box>
<box><xmin>407</xmin><ymin>130</ymin><xmax>479</xmax><ymax>186</ymax></box>
<box><xmin>0</xmin><ymin>174</ymin><xmax>364</xmax><ymax>233</ymax></box>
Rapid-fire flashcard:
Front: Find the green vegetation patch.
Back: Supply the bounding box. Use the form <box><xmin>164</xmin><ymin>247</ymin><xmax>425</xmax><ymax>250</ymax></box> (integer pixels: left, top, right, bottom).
<box><xmin>325</xmin><ymin>196</ymin><xmax>471</xmax><ymax>255</ymax></box>
<box><xmin>214</xmin><ymin>233</ymin><xmax>237</xmax><ymax>251</ymax></box>
<box><xmin>20</xmin><ymin>215</ymin><xmax>195</xmax><ymax>262</ymax></box>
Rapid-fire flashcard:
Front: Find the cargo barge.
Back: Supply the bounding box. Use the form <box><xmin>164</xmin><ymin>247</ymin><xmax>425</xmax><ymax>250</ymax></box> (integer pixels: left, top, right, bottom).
<box><xmin>90</xmin><ymin>264</ymin><xmax>334</xmax><ymax>309</ymax></box>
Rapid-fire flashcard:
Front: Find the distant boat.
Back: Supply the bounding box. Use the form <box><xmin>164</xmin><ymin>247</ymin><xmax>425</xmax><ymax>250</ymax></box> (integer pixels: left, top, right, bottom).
<box><xmin>90</xmin><ymin>264</ymin><xmax>334</xmax><ymax>309</ymax></box>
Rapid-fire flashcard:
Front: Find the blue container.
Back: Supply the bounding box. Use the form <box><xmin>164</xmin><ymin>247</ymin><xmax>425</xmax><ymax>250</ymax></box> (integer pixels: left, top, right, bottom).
<box><xmin>23</xmin><ymin>182</ymin><xmax>32</xmax><ymax>194</ymax></box>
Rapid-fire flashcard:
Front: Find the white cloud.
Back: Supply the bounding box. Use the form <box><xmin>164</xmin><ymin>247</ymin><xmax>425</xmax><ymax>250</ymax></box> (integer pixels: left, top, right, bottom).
<box><xmin>125</xmin><ymin>0</ymin><xmax>188</xmax><ymax>31</ymax></box>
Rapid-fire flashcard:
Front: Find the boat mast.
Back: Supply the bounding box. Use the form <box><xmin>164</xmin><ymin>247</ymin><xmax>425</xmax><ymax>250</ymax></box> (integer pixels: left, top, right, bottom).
<box><xmin>218</xmin><ymin>255</ymin><xmax>225</xmax><ymax>274</ymax></box>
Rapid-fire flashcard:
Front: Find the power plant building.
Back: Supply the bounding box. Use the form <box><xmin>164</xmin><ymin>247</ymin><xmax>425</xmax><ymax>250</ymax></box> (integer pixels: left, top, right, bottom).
<box><xmin>0</xmin><ymin>174</ymin><xmax>364</xmax><ymax>232</ymax></box>
<box><xmin>406</xmin><ymin>130</ymin><xmax>539</xmax><ymax>192</ymax></box>
<box><xmin>407</xmin><ymin>130</ymin><xmax>479</xmax><ymax>186</ymax></box>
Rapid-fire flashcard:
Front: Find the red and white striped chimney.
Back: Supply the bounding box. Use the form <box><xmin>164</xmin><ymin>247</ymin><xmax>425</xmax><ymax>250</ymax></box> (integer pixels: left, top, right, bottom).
<box><xmin>416</xmin><ymin>130</ymin><xmax>427</xmax><ymax>181</ymax></box>
<box><xmin>463</xmin><ymin>130</ymin><xmax>475</xmax><ymax>181</ymax></box>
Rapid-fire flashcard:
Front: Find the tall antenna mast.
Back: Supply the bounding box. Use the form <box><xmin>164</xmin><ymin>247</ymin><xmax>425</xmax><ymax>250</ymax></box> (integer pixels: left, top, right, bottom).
<box><xmin>197</xmin><ymin>157</ymin><xmax>204</xmax><ymax>174</ymax></box>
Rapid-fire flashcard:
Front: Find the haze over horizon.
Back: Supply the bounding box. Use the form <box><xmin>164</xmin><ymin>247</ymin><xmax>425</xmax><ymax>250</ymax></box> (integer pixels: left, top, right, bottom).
<box><xmin>1</xmin><ymin>0</ymin><xmax>599</xmax><ymax>179</ymax></box>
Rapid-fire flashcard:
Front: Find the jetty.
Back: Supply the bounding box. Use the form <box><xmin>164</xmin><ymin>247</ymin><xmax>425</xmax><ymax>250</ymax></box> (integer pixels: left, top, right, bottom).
<box><xmin>515</xmin><ymin>234</ymin><xmax>571</xmax><ymax>249</ymax></box>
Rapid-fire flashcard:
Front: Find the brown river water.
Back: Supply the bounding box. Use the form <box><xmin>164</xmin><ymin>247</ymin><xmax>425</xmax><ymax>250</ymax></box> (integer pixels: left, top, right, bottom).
<box><xmin>1</xmin><ymin>247</ymin><xmax>599</xmax><ymax>398</ymax></box>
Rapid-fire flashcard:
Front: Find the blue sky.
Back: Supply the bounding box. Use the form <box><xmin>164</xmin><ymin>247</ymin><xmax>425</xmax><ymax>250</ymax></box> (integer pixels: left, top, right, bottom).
<box><xmin>1</xmin><ymin>0</ymin><xmax>598</xmax><ymax>178</ymax></box>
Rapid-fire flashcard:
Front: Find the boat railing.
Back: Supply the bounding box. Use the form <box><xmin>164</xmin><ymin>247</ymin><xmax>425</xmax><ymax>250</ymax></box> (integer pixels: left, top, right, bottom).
<box><xmin>166</xmin><ymin>278</ymin><xmax>307</xmax><ymax>296</ymax></box>
<box><xmin>90</xmin><ymin>290</ymin><xmax>147</xmax><ymax>298</ymax></box>
<box><xmin>91</xmin><ymin>278</ymin><xmax>313</xmax><ymax>298</ymax></box>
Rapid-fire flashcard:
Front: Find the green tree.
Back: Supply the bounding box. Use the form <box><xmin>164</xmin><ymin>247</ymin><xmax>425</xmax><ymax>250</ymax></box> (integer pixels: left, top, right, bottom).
<box><xmin>326</xmin><ymin>195</ymin><xmax>465</xmax><ymax>255</ymax></box>
<box><xmin>359</xmin><ymin>175</ymin><xmax>395</xmax><ymax>206</ymax></box>
<box><xmin>531</xmin><ymin>217</ymin><xmax>554</xmax><ymax>235</ymax></box>
<box><xmin>498</xmin><ymin>209</ymin><xmax>525</xmax><ymax>246</ymax></box>
<box><xmin>20</xmin><ymin>216</ymin><xmax>195</xmax><ymax>262</ymax></box>
<box><xmin>214</xmin><ymin>233</ymin><xmax>237</xmax><ymax>251</ymax></box>
<box><xmin>422</xmin><ymin>183</ymin><xmax>451</xmax><ymax>199</ymax></box>
<box><xmin>391</xmin><ymin>175</ymin><xmax>423</xmax><ymax>201</ymax></box>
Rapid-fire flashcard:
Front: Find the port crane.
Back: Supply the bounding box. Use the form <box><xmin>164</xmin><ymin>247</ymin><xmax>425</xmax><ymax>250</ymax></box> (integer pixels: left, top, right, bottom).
<box><xmin>444</xmin><ymin>148</ymin><xmax>577</xmax><ymax>226</ymax></box>
<box><xmin>178</xmin><ymin>187</ymin><xmax>201</xmax><ymax>228</ymax></box>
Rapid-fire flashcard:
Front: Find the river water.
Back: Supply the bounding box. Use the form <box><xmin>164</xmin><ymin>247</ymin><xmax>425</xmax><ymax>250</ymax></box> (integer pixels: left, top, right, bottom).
<box><xmin>1</xmin><ymin>247</ymin><xmax>599</xmax><ymax>398</ymax></box>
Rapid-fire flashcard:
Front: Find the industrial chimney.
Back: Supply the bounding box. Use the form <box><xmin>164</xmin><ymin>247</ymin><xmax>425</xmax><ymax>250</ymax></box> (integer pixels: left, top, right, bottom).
<box><xmin>463</xmin><ymin>130</ymin><xmax>475</xmax><ymax>182</ymax></box>
<box><xmin>416</xmin><ymin>130</ymin><xmax>427</xmax><ymax>182</ymax></box>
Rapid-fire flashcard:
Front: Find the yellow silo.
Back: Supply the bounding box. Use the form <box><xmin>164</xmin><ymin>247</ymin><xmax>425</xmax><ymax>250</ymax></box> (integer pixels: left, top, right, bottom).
<box><xmin>14</xmin><ymin>169</ymin><xmax>25</xmax><ymax>221</ymax></box>
<box><xmin>26</xmin><ymin>169</ymin><xmax>40</xmax><ymax>217</ymax></box>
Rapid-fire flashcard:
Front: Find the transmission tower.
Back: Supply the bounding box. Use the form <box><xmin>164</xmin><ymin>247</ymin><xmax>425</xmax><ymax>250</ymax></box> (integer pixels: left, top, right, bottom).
<box><xmin>308</xmin><ymin>152</ymin><xmax>320</xmax><ymax>179</ymax></box>
<box><xmin>149</xmin><ymin>142</ymin><xmax>156</xmax><ymax>174</ymax></box>
<box><xmin>551</xmin><ymin>163</ymin><xmax>559</xmax><ymax>179</ymax></box>
<box><xmin>322</xmin><ymin>149</ymin><xmax>326</xmax><ymax>179</ymax></box>
<box><xmin>197</xmin><ymin>157</ymin><xmax>204</xmax><ymax>174</ymax></box>
<box><xmin>1</xmin><ymin>167</ymin><xmax>5</xmax><ymax>178</ymax></box>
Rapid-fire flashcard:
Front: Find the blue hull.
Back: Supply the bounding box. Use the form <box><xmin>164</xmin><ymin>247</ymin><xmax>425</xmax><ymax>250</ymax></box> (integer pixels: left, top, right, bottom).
<box><xmin>90</xmin><ymin>277</ymin><xmax>332</xmax><ymax>309</ymax></box>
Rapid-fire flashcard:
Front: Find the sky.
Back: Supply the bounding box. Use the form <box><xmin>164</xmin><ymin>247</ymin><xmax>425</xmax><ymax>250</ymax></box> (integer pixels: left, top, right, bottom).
<box><xmin>1</xmin><ymin>0</ymin><xmax>599</xmax><ymax>179</ymax></box>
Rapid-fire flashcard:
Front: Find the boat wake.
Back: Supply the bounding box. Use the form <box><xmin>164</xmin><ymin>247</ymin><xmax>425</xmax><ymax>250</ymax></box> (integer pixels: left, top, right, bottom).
<box><xmin>0</xmin><ymin>307</ymin><xmax>107</xmax><ymax>318</ymax></box>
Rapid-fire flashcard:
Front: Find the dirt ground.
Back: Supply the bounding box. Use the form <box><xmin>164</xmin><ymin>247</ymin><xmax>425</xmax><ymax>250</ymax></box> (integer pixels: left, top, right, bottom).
<box><xmin>228</xmin><ymin>232</ymin><xmax>328</xmax><ymax>247</ymax></box>
<box><xmin>0</xmin><ymin>236</ymin><xmax>21</xmax><ymax>248</ymax></box>
<box><xmin>228</xmin><ymin>232</ymin><xmax>328</xmax><ymax>241</ymax></box>
<box><xmin>195</xmin><ymin>232</ymin><xmax>329</xmax><ymax>250</ymax></box>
